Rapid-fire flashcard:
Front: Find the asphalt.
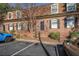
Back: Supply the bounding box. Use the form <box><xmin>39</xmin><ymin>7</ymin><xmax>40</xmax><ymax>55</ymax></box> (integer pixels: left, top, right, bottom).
<box><xmin>0</xmin><ymin>41</ymin><xmax>32</xmax><ymax>56</ymax></box>
<box><xmin>57</xmin><ymin>45</ymin><xmax>67</xmax><ymax>56</ymax></box>
<box><xmin>0</xmin><ymin>41</ymin><xmax>67</xmax><ymax>56</ymax></box>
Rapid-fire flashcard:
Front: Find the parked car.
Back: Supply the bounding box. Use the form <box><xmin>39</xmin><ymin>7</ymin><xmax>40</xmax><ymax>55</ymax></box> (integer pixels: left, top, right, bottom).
<box><xmin>63</xmin><ymin>39</ymin><xmax>79</xmax><ymax>56</ymax></box>
<box><xmin>0</xmin><ymin>32</ymin><xmax>15</xmax><ymax>42</ymax></box>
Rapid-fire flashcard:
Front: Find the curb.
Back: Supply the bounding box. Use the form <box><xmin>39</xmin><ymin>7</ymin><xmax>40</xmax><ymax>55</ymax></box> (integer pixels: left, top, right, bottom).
<box><xmin>16</xmin><ymin>39</ymin><xmax>62</xmax><ymax>45</ymax></box>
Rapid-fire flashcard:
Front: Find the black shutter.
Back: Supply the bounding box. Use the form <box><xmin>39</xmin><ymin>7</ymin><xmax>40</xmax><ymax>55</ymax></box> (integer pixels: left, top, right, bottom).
<box><xmin>49</xmin><ymin>20</ymin><xmax>51</xmax><ymax>29</ymax></box>
<box><xmin>13</xmin><ymin>23</ymin><xmax>14</xmax><ymax>31</ymax></box>
<box><xmin>75</xmin><ymin>17</ymin><xmax>77</xmax><ymax>28</ymax></box>
<box><xmin>16</xmin><ymin>23</ymin><xmax>18</xmax><ymax>30</ymax></box>
<box><xmin>64</xmin><ymin>18</ymin><xmax>67</xmax><ymax>28</ymax></box>
<box><xmin>58</xmin><ymin>20</ymin><xmax>60</xmax><ymax>29</ymax></box>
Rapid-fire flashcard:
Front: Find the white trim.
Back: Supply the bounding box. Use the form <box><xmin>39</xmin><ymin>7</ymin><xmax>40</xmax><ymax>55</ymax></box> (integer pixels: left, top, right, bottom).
<box><xmin>17</xmin><ymin>22</ymin><xmax>22</xmax><ymax>30</ymax></box>
<box><xmin>66</xmin><ymin>16</ymin><xmax>75</xmax><ymax>28</ymax></box>
<box><xmin>16</xmin><ymin>10</ymin><xmax>22</xmax><ymax>18</ymax></box>
<box><xmin>51</xmin><ymin>19</ymin><xmax>59</xmax><ymax>28</ymax></box>
<box><xmin>9</xmin><ymin>23</ymin><xmax>14</xmax><ymax>31</ymax></box>
<box><xmin>8</xmin><ymin>12</ymin><xmax>13</xmax><ymax>20</ymax></box>
<box><xmin>23</xmin><ymin>23</ymin><xmax>27</xmax><ymax>30</ymax></box>
<box><xmin>66</xmin><ymin>3</ymin><xmax>76</xmax><ymax>12</ymax></box>
<box><xmin>51</xmin><ymin>3</ymin><xmax>59</xmax><ymax>14</ymax></box>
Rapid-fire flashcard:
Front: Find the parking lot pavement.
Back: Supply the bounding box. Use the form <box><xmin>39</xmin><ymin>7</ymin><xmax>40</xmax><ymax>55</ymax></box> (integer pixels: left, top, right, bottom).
<box><xmin>15</xmin><ymin>43</ymin><xmax>47</xmax><ymax>56</ymax></box>
<box><xmin>57</xmin><ymin>45</ymin><xmax>67</xmax><ymax>56</ymax></box>
<box><xmin>0</xmin><ymin>41</ymin><xmax>67</xmax><ymax>56</ymax></box>
<box><xmin>0</xmin><ymin>41</ymin><xmax>32</xmax><ymax>56</ymax></box>
<box><xmin>14</xmin><ymin>43</ymin><xmax>58</xmax><ymax>56</ymax></box>
<box><xmin>42</xmin><ymin>44</ymin><xmax>57</xmax><ymax>56</ymax></box>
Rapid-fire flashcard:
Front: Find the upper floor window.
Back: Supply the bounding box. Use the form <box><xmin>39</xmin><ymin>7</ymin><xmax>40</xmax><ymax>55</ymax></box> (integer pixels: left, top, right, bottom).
<box><xmin>51</xmin><ymin>3</ymin><xmax>58</xmax><ymax>14</ymax></box>
<box><xmin>66</xmin><ymin>3</ymin><xmax>76</xmax><ymax>12</ymax></box>
<box><xmin>16</xmin><ymin>11</ymin><xmax>22</xmax><ymax>18</ymax></box>
<box><xmin>50</xmin><ymin>19</ymin><xmax>59</xmax><ymax>28</ymax></box>
<box><xmin>8</xmin><ymin>12</ymin><xmax>13</xmax><ymax>19</ymax></box>
<box><xmin>64</xmin><ymin>16</ymin><xmax>75</xmax><ymax>28</ymax></box>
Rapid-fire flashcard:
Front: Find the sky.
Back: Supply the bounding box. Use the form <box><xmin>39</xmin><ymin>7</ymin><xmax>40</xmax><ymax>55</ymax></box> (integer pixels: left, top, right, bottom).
<box><xmin>9</xmin><ymin>3</ymin><xmax>48</xmax><ymax>9</ymax></box>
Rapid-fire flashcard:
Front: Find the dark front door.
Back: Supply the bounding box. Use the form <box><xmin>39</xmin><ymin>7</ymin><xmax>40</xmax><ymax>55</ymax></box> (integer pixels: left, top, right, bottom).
<box><xmin>40</xmin><ymin>21</ymin><xmax>44</xmax><ymax>31</ymax></box>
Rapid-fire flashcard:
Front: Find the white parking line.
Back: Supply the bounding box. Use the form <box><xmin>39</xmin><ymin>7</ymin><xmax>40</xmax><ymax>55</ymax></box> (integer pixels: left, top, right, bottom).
<box><xmin>11</xmin><ymin>43</ymin><xmax>35</xmax><ymax>56</ymax></box>
<box><xmin>55</xmin><ymin>46</ymin><xmax>59</xmax><ymax>56</ymax></box>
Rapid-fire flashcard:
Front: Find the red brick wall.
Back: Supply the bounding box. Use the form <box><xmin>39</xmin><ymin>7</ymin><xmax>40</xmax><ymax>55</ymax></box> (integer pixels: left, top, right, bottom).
<box><xmin>2</xmin><ymin>3</ymin><xmax>78</xmax><ymax>42</ymax></box>
<box><xmin>22</xmin><ymin>3</ymin><xmax>66</xmax><ymax>17</ymax></box>
<box><xmin>5</xmin><ymin>10</ymin><xmax>22</xmax><ymax>20</ymax></box>
<box><xmin>36</xmin><ymin>17</ymin><xmax>71</xmax><ymax>41</ymax></box>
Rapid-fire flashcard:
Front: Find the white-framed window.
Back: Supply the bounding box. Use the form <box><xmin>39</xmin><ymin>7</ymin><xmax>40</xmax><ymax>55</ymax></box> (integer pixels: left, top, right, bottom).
<box><xmin>8</xmin><ymin>12</ymin><xmax>13</xmax><ymax>19</ymax></box>
<box><xmin>22</xmin><ymin>23</ymin><xmax>27</xmax><ymax>30</ymax></box>
<box><xmin>66</xmin><ymin>3</ymin><xmax>76</xmax><ymax>12</ymax></box>
<box><xmin>50</xmin><ymin>19</ymin><xmax>59</xmax><ymax>28</ymax></box>
<box><xmin>51</xmin><ymin>3</ymin><xmax>58</xmax><ymax>14</ymax></box>
<box><xmin>16</xmin><ymin>11</ymin><xmax>22</xmax><ymax>18</ymax></box>
<box><xmin>9</xmin><ymin>23</ymin><xmax>14</xmax><ymax>31</ymax></box>
<box><xmin>16</xmin><ymin>22</ymin><xmax>22</xmax><ymax>30</ymax></box>
<box><xmin>65</xmin><ymin>16</ymin><xmax>75</xmax><ymax>28</ymax></box>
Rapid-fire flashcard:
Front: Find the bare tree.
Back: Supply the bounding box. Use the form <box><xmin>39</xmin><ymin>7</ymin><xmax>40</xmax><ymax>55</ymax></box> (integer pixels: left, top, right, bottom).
<box><xmin>24</xmin><ymin>3</ymin><xmax>39</xmax><ymax>38</ymax></box>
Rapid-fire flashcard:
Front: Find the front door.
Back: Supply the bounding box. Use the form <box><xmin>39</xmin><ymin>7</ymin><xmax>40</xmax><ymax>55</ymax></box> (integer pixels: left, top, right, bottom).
<box><xmin>40</xmin><ymin>21</ymin><xmax>44</xmax><ymax>31</ymax></box>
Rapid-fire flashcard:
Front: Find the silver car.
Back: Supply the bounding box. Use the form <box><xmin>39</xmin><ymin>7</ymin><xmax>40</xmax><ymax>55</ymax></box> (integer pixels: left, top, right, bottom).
<box><xmin>63</xmin><ymin>39</ymin><xmax>79</xmax><ymax>56</ymax></box>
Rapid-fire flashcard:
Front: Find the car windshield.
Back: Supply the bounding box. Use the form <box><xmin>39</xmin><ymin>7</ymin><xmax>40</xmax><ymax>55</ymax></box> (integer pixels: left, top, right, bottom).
<box><xmin>65</xmin><ymin>39</ymin><xmax>72</xmax><ymax>43</ymax></box>
<box><xmin>77</xmin><ymin>43</ymin><xmax>79</xmax><ymax>47</ymax></box>
<box><xmin>72</xmin><ymin>39</ymin><xmax>79</xmax><ymax>48</ymax></box>
<box><xmin>64</xmin><ymin>39</ymin><xmax>74</xmax><ymax>46</ymax></box>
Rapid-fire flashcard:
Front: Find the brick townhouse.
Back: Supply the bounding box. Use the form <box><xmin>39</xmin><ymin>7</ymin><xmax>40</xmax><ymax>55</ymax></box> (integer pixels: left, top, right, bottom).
<box><xmin>1</xmin><ymin>3</ymin><xmax>79</xmax><ymax>42</ymax></box>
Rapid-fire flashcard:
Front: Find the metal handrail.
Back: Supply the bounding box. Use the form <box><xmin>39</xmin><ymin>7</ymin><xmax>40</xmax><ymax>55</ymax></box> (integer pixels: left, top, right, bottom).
<box><xmin>38</xmin><ymin>32</ymin><xmax>50</xmax><ymax>56</ymax></box>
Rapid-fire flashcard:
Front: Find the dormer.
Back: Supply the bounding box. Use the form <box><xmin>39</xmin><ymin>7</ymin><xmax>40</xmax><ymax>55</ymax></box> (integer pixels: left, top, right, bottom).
<box><xmin>16</xmin><ymin>10</ymin><xmax>22</xmax><ymax>19</ymax></box>
<box><xmin>7</xmin><ymin>12</ymin><xmax>13</xmax><ymax>20</ymax></box>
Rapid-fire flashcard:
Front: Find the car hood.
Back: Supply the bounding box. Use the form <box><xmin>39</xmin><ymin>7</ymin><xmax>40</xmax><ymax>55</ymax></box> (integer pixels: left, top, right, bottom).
<box><xmin>0</xmin><ymin>33</ymin><xmax>13</xmax><ymax>37</ymax></box>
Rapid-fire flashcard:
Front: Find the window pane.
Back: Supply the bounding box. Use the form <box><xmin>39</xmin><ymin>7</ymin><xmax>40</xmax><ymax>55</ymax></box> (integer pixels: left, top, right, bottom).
<box><xmin>67</xmin><ymin>20</ymin><xmax>74</xmax><ymax>28</ymax></box>
<box><xmin>51</xmin><ymin>4</ymin><xmax>58</xmax><ymax>14</ymax></box>
<box><xmin>9</xmin><ymin>23</ymin><xmax>14</xmax><ymax>31</ymax></box>
<box><xmin>9</xmin><ymin>13</ymin><xmax>11</xmax><ymax>19</ymax></box>
<box><xmin>65</xmin><ymin>17</ymin><xmax>75</xmax><ymax>28</ymax></box>
<box><xmin>16</xmin><ymin>23</ymin><xmax>22</xmax><ymax>30</ymax></box>
<box><xmin>51</xmin><ymin>19</ymin><xmax>58</xmax><ymax>28</ymax></box>
<box><xmin>8</xmin><ymin>12</ymin><xmax>13</xmax><ymax>19</ymax></box>
<box><xmin>19</xmin><ymin>23</ymin><xmax>22</xmax><ymax>30</ymax></box>
<box><xmin>16</xmin><ymin>11</ymin><xmax>21</xmax><ymax>18</ymax></box>
<box><xmin>67</xmin><ymin>3</ymin><xmax>76</xmax><ymax>12</ymax></box>
<box><xmin>23</xmin><ymin>23</ymin><xmax>27</xmax><ymax>30</ymax></box>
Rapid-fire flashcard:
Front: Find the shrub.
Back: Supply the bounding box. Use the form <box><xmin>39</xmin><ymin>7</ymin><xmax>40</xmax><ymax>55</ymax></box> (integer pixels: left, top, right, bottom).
<box><xmin>16</xmin><ymin>34</ymin><xmax>20</xmax><ymax>38</ymax></box>
<box><xmin>1</xmin><ymin>31</ymin><xmax>8</xmax><ymax>33</ymax></box>
<box><xmin>48</xmin><ymin>32</ymin><xmax>60</xmax><ymax>40</ymax></box>
<box><xmin>10</xmin><ymin>30</ymin><xmax>15</xmax><ymax>35</ymax></box>
<box><xmin>70</xmin><ymin>32</ymin><xmax>79</xmax><ymax>38</ymax></box>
